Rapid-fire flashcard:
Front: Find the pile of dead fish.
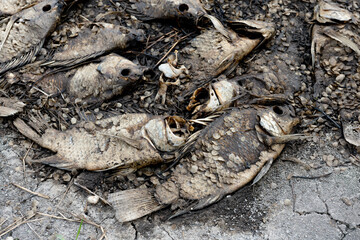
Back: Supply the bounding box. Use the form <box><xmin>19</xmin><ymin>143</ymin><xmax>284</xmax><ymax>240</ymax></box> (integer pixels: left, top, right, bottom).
<box><xmin>0</xmin><ymin>0</ymin><xmax>359</xmax><ymax>222</ymax></box>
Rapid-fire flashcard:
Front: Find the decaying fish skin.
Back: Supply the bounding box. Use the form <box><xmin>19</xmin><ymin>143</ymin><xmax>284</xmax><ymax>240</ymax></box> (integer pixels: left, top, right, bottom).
<box><xmin>35</xmin><ymin>53</ymin><xmax>150</xmax><ymax>103</ymax></box>
<box><xmin>179</xmin><ymin>20</ymin><xmax>275</xmax><ymax>80</ymax></box>
<box><xmin>42</xmin><ymin>22</ymin><xmax>145</xmax><ymax>68</ymax></box>
<box><xmin>0</xmin><ymin>0</ymin><xmax>39</xmax><ymax>16</ymax></box>
<box><xmin>0</xmin><ymin>97</ymin><xmax>25</xmax><ymax>117</ymax></box>
<box><xmin>126</xmin><ymin>0</ymin><xmax>207</xmax><ymax>22</ymax></box>
<box><xmin>13</xmin><ymin>114</ymin><xmax>191</xmax><ymax>172</ymax></box>
<box><xmin>0</xmin><ymin>0</ymin><xmax>64</xmax><ymax>75</ymax></box>
<box><xmin>108</xmin><ymin>105</ymin><xmax>300</xmax><ymax>222</ymax></box>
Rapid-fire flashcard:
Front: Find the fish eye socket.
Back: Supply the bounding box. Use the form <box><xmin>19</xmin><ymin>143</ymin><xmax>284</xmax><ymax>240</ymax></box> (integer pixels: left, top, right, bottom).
<box><xmin>42</xmin><ymin>4</ymin><xmax>52</xmax><ymax>12</ymax></box>
<box><xmin>273</xmin><ymin>106</ymin><xmax>284</xmax><ymax>115</ymax></box>
<box><xmin>121</xmin><ymin>69</ymin><xmax>131</xmax><ymax>76</ymax></box>
<box><xmin>179</xmin><ymin>4</ymin><xmax>189</xmax><ymax>12</ymax></box>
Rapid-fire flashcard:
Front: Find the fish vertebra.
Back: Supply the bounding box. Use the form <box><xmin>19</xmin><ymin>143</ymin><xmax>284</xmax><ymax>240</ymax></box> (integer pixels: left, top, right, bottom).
<box><xmin>0</xmin><ymin>0</ymin><xmax>64</xmax><ymax>75</ymax></box>
<box><xmin>108</xmin><ymin>105</ymin><xmax>300</xmax><ymax>222</ymax></box>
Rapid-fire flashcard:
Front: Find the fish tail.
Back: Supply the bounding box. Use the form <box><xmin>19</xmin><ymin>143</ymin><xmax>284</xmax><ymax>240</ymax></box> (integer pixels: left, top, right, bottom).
<box><xmin>108</xmin><ymin>188</ymin><xmax>164</xmax><ymax>222</ymax></box>
<box><xmin>13</xmin><ymin>118</ymin><xmax>43</xmax><ymax>145</ymax></box>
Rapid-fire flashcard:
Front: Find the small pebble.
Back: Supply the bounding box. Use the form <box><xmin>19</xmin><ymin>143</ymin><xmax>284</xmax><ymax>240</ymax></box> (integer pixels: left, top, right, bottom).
<box><xmin>87</xmin><ymin>195</ymin><xmax>100</xmax><ymax>205</ymax></box>
<box><xmin>62</xmin><ymin>173</ymin><xmax>71</xmax><ymax>182</ymax></box>
<box><xmin>71</xmin><ymin>117</ymin><xmax>77</xmax><ymax>125</ymax></box>
<box><xmin>284</xmin><ymin>199</ymin><xmax>292</xmax><ymax>206</ymax></box>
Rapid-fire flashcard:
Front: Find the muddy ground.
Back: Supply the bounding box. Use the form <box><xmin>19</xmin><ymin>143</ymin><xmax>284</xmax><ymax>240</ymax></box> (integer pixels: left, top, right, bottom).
<box><xmin>1</xmin><ymin>0</ymin><xmax>360</xmax><ymax>239</ymax></box>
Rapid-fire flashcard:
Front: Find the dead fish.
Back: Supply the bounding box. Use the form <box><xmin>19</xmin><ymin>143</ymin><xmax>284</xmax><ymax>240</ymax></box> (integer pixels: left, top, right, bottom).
<box><xmin>126</xmin><ymin>0</ymin><xmax>207</xmax><ymax>22</ymax></box>
<box><xmin>42</xmin><ymin>22</ymin><xmax>145</xmax><ymax>68</ymax></box>
<box><xmin>313</xmin><ymin>0</ymin><xmax>353</xmax><ymax>24</ymax></box>
<box><xmin>0</xmin><ymin>0</ymin><xmax>39</xmax><ymax>16</ymax></box>
<box><xmin>34</xmin><ymin>53</ymin><xmax>151</xmax><ymax>103</ymax></box>
<box><xmin>108</xmin><ymin>105</ymin><xmax>300</xmax><ymax>222</ymax></box>
<box><xmin>0</xmin><ymin>0</ymin><xmax>64</xmax><ymax>75</ymax></box>
<box><xmin>179</xmin><ymin>20</ymin><xmax>275</xmax><ymax>80</ymax></box>
<box><xmin>13</xmin><ymin>114</ymin><xmax>191</xmax><ymax>173</ymax></box>
<box><xmin>0</xmin><ymin>97</ymin><xmax>25</xmax><ymax>117</ymax></box>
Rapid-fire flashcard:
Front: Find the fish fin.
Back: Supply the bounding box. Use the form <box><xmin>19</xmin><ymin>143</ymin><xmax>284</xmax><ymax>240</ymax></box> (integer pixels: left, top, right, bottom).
<box><xmin>13</xmin><ymin>118</ymin><xmax>43</xmax><ymax>144</ymax></box>
<box><xmin>252</xmin><ymin>158</ymin><xmax>274</xmax><ymax>185</ymax></box>
<box><xmin>0</xmin><ymin>38</ymin><xmax>44</xmax><ymax>75</ymax></box>
<box><xmin>41</xmin><ymin>50</ymin><xmax>105</xmax><ymax>68</ymax></box>
<box><xmin>168</xmin><ymin>194</ymin><xmax>224</xmax><ymax>220</ymax></box>
<box><xmin>29</xmin><ymin>154</ymin><xmax>78</xmax><ymax>170</ymax></box>
<box><xmin>108</xmin><ymin>188</ymin><xmax>164</xmax><ymax>222</ymax></box>
<box><xmin>324</xmin><ymin>29</ymin><xmax>360</xmax><ymax>56</ymax></box>
<box><xmin>0</xmin><ymin>106</ymin><xmax>19</xmax><ymax>117</ymax></box>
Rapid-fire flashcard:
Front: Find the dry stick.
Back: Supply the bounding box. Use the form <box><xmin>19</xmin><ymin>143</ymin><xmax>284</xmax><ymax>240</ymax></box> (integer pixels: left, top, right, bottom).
<box><xmin>20</xmin><ymin>212</ymin><xmax>42</xmax><ymax>240</ymax></box>
<box><xmin>55</xmin><ymin>178</ymin><xmax>74</xmax><ymax>210</ymax></box>
<box><xmin>22</xmin><ymin>142</ymin><xmax>34</xmax><ymax>179</ymax></box>
<box><xmin>73</xmin><ymin>182</ymin><xmax>111</xmax><ymax>205</ymax></box>
<box><xmin>37</xmin><ymin>212</ymin><xmax>107</xmax><ymax>239</ymax></box>
<box><xmin>154</xmin><ymin>33</ymin><xmax>192</xmax><ymax>68</ymax></box>
<box><xmin>11</xmin><ymin>183</ymin><xmax>50</xmax><ymax>199</ymax></box>
<box><xmin>0</xmin><ymin>218</ymin><xmax>7</xmax><ymax>228</ymax></box>
<box><xmin>0</xmin><ymin>213</ymin><xmax>36</xmax><ymax>237</ymax></box>
<box><xmin>143</xmin><ymin>30</ymin><xmax>177</xmax><ymax>53</ymax></box>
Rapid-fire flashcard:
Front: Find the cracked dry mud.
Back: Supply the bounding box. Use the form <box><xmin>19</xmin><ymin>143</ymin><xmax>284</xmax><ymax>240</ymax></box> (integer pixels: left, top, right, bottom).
<box><xmin>1</xmin><ymin>0</ymin><xmax>360</xmax><ymax>239</ymax></box>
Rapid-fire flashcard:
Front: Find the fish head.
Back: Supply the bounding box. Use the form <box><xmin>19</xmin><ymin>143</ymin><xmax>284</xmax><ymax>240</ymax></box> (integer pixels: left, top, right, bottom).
<box><xmin>258</xmin><ymin>105</ymin><xmax>299</xmax><ymax>137</ymax></box>
<box><xmin>314</xmin><ymin>1</ymin><xmax>352</xmax><ymax>23</ymax></box>
<box><xmin>22</xmin><ymin>0</ymin><xmax>64</xmax><ymax>33</ymax></box>
<box><xmin>174</xmin><ymin>0</ymin><xmax>207</xmax><ymax>22</ymax></box>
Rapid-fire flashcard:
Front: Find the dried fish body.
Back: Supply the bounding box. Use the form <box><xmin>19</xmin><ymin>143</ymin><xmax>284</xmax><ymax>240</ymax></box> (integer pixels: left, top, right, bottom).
<box><xmin>313</xmin><ymin>0</ymin><xmax>352</xmax><ymax>24</ymax></box>
<box><xmin>36</xmin><ymin>53</ymin><xmax>149</xmax><ymax>103</ymax></box>
<box><xmin>109</xmin><ymin>105</ymin><xmax>300</xmax><ymax>222</ymax></box>
<box><xmin>0</xmin><ymin>0</ymin><xmax>64</xmax><ymax>75</ymax></box>
<box><xmin>42</xmin><ymin>22</ymin><xmax>145</xmax><ymax>67</ymax></box>
<box><xmin>179</xmin><ymin>20</ymin><xmax>275</xmax><ymax>80</ymax></box>
<box><xmin>126</xmin><ymin>0</ymin><xmax>207</xmax><ymax>22</ymax></box>
<box><xmin>13</xmin><ymin>114</ymin><xmax>191</xmax><ymax>172</ymax></box>
<box><xmin>0</xmin><ymin>0</ymin><xmax>39</xmax><ymax>16</ymax></box>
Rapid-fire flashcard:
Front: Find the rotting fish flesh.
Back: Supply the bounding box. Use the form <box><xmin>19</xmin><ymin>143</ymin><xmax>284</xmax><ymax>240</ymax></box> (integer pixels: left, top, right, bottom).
<box><xmin>13</xmin><ymin>114</ymin><xmax>191</xmax><ymax>173</ymax></box>
<box><xmin>34</xmin><ymin>53</ymin><xmax>151</xmax><ymax>103</ymax></box>
<box><xmin>0</xmin><ymin>0</ymin><xmax>64</xmax><ymax>75</ymax></box>
<box><xmin>42</xmin><ymin>22</ymin><xmax>145</xmax><ymax>68</ymax></box>
<box><xmin>108</xmin><ymin>104</ymin><xmax>300</xmax><ymax>222</ymax></box>
<box><xmin>125</xmin><ymin>0</ymin><xmax>207</xmax><ymax>22</ymax></box>
<box><xmin>340</xmin><ymin>109</ymin><xmax>360</xmax><ymax>148</ymax></box>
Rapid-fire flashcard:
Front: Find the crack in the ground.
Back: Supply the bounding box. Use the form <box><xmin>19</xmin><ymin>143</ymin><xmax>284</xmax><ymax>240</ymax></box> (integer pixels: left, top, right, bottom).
<box><xmin>161</xmin><ymin>226</ymin><xmax>175</xmax><ymax>240</ymax></box>
<box><xmin>131</xmin><ymin>222</ymin><xmax>138</xmax><ymax>240</ymax></box>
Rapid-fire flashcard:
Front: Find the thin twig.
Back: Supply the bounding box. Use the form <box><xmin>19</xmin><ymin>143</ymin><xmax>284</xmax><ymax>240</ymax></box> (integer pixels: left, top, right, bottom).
<box><xmin>20</xmin><ymin>212</ymin><xmax>42</xmax><ymax>240</ymax></box>
<box><xmin>154</xmin><ymin>33</ymin><xmax>193</xmax><ymax>68</ymax></box>
<box><xmin>55</xmin><ymin>178</ymin><xmax>74</xmax><ymax>210</ymax></box>
<box><xmin>22</xmin><ymin>142</ymin><xmax>34</xmax><ymax>179</ymax></box>
<box><xmin>11</xmin><ymin>183</ymin><xmax>50</xmax><ymax>199</ymax></box>
<box><xmin>0</xmin><ymin>213</ymin><xmax>36</xmax><ymax>237</ymax></box>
